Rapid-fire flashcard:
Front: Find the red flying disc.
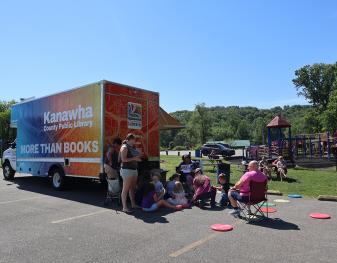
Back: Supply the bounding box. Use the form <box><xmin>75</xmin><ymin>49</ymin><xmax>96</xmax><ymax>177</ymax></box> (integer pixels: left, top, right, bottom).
<box><xmin>310</xmin><ymin>213</ymin><xmax>331</xmax><ymax>219</ymax></box>
<box><xmin>260</xmin><ymin>207</ymin><xmax>277</xmax><ymax>213</ymax></box>
<box><xmin>211</xmin><ymin>224</ymin><xmax>233</xmax><ymax>232</ymax></box>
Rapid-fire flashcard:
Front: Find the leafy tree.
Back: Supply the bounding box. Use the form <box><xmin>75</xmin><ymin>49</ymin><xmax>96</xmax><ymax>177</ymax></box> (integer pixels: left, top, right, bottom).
<box><xmin>192</xmin><ymin>103</ymin><xmax>212</xmax><ymax>144</ymax></box>
<box><xmin>211</xmin><ymin>121</ymin><xmax>233</xmax><ymax>141</ymax></box>
<box><xmin>236</xmin><ymin>121</ymin><xmax>250</xmax><ymax>140</ymax></box>
<box><xmin>251</xmin><ymin>117</ymin><xmax>267</xmax><ymax>144</ymax></box>
<box><xmin>0</xmin><ymin>100</ymin><xmax>15</xmax><ymax>112</ymax></box>
<box><xmin>0</xmin><ymin>100</ymin><xmax>17</xmax><ymax>147</ymax></box>
<box><xmin>322</xmin><ymin>89</ymin><xmax>337</xmax><ymax>133</ymax></box>
<box><xmin>293</xmin><ymin>63</ymin><xmax>337</xmax><ymax>111</ymax></box>
<box><xmin>302</xmin><ymin>108</ymin><xmax>322</xmax><ymax>134</ymax></box>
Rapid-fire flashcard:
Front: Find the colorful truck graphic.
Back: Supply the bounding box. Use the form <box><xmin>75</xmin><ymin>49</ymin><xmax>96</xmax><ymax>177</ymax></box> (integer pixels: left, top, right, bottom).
<box><xmin>4</xmin><ymin>80</ymin><xmax>163</xmax><ymax>189</ymax></box>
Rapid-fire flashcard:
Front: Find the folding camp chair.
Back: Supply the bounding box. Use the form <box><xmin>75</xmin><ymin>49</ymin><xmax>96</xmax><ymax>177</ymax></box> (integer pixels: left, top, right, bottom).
<box><xmin>237</xmin><ymin>180</ymin><xmax>268</xmax><ymax>222</ymax></box>
<box><xmin>104</xmin><ymin>178</ymin><xmax>121</xmax><ymax>207</ymax></box>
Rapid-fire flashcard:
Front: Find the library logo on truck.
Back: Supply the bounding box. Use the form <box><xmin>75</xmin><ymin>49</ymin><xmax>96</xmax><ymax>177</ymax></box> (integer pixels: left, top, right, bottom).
<box><xmin>127</xmin><ymin>102</ymin><xmax>142</xmax><ymax>129</ymax></box>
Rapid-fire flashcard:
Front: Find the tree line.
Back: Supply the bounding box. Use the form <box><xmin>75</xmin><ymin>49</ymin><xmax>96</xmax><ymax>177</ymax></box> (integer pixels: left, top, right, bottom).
<box><xmin>160</xmin><ymin>104</ymin><xmax>312</xmax><ymax>149</ymax></box>
<box><xmin>161</xmin><ymin>62</ymin><xmax>337</xmax><ymax>149</ymax></box>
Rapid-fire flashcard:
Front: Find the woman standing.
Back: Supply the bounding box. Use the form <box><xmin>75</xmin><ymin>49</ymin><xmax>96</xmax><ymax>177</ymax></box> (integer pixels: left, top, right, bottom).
<box><xmin>120</xmin><ymin>133</ymin><xmax>142</xmax><ymax>213</ymax></box>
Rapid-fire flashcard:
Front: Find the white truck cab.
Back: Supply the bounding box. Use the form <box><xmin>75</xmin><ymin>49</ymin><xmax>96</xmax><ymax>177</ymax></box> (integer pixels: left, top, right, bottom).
<box><xmin>2</xmin><ymin>140</ymin><xmax>16</xmax><ymax>180</ymax></box>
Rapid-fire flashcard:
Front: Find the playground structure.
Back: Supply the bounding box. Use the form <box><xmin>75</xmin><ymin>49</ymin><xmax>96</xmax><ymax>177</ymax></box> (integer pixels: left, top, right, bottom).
<box><xmin>247</xmin><ymin>115</ymin><xmax>337</xmax><ymax>162</ymax></box>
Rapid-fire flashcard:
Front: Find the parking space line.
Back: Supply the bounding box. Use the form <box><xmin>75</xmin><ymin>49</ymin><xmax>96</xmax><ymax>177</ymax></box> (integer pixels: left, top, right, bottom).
<box><xmin>169</xmin><ymin>232</ymin><xmax>220</xmax><ymax>257</ymax></box>
<box><xmin>51</xmin><ymin>210</ymin><xmax>109</xmax><ymax>224</ymax></box>
<box><xmin>169</xmin><ymin>219</ymin><xmax>244</xmax><ymax>258</ymax></box>
<box><xmin>0</xmin><ymin>196</ymin><xmax>41</xmax><ymax>205</ymax></box>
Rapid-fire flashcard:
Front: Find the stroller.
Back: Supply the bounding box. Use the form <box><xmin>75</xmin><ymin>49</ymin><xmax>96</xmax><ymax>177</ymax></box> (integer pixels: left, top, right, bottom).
<box><xmin>104</xmin><ymin>178</ymin><xmax>121</xmax><ymax>207</ymax></box>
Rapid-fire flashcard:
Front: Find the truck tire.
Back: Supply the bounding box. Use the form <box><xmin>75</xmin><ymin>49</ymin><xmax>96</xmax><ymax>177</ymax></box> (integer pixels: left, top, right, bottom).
<box><xmin>51</xmin><ymin>168</ymin><xmax>66</xmax><ymax>190</ymax></box>
<box><xmin>3</xmin><ymin>161</ymin><xmax>15</xmax><ymax>180</ymax></box>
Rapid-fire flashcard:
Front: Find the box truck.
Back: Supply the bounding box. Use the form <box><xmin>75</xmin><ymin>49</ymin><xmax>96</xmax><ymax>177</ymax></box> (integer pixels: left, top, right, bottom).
<box><xmin>2</xmin><ymin>80</ymin><xmax>179</xmax><ymax>189</ymax></box>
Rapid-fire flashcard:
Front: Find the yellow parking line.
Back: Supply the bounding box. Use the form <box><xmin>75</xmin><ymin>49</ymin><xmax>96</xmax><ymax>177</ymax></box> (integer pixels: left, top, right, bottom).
<box><xmin>51</xmin><ymin>210</ymin><xmax>109</xmax><ymax>224</ymax></box>
<box><xmin>169</xmin><ymin>219</ymin><xmax>244</xmax><ymax>258</ymax></box>
<box><xmin>0</xmin><ymin>196</ymin><xmax>41</xmax><ymax>205</ymax></box>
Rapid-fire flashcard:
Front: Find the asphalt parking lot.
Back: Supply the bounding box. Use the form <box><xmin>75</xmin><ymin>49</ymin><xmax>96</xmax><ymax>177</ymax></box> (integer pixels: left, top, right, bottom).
<box><xmin>0</xmin><ymin>170</ymin><xmax>336</xmax><ymax>263</ymax></box>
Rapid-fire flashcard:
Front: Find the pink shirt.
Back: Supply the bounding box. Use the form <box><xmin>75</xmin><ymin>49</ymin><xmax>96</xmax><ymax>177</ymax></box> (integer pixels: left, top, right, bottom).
<box><xmin>239</xmin><ymin>170</ymin><xmax>267</xmax><ymax>196</ymax></box>
<box><xmin>192</xmin><ymin>175</ymin><xmax>211</xmax><ymax>201</ymax></box>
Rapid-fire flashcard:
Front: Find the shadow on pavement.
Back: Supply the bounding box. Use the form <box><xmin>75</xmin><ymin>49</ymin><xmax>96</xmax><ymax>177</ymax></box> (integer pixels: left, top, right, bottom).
<box><xmin>10</xmin><ymin>176</ymin><xmax>182</xmax><ymax>224</ymax></box>
<box><xmin>12</xmin><ymin>175</ymin><xmax>107</xmax><ymax>208</ymax></box>
<box><xmin>249</xmin><ymin>217</ymin><xmax>300</xmax><ymax>230</ymax></box>
<box><xmin>133</xmin><ymin>209</ymin><xmax>172</xmax><ymax>224</ymax></box>
<box><xmin>199</xmin><ymin>205</ymin><xmax>226</xmax><ymax>212</ymax></box>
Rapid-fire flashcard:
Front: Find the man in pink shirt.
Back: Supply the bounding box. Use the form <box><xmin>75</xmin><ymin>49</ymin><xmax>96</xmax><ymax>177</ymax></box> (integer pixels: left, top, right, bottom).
<box><xmin>228</xmin><ymin>160</ymin><xmax>267</xmax><ymax>217</ymax></box>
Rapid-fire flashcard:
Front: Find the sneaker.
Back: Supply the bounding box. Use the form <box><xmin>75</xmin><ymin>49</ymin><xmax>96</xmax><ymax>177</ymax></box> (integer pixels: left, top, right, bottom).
<box><xmin>229</xmin><ymin>209</ymin><xmax>240</xmax><ymax>217</ymax></box>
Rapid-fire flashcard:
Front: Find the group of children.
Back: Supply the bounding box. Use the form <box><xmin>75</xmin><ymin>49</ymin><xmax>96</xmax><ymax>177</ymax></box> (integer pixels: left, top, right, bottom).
<box><xmin>141</xmin><ymin>172</ymin><xmax>187</xmax><ymax>212</ymax></box>
<box><xmin>140</xmin><ymin>170</ymin><xmax>230</xmax><ymax>213</ymax></box>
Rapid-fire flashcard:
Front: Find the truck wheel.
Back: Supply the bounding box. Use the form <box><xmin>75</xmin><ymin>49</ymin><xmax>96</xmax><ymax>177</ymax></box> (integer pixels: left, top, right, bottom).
<box><xmin>51</xmin><ymin>168</ymin><xmax>66</xmax><ymax>190</ymax></box>
<box><xmin>3</xmin><ymin>161</ymin><xmax>15</xmax><ymax>180</ymax></box>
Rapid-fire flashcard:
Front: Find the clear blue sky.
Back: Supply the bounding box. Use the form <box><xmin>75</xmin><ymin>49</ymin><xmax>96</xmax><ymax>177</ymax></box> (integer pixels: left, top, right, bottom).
<box><xmin>1</xmin><ymin>0</ymin><xmax>337</xmax><ymax>112</ymax></box>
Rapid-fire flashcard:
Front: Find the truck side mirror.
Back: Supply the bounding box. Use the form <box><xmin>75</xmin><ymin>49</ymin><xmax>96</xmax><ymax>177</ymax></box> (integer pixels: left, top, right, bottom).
<box><xmin>11</xmin><ymin>143</ymin><xmax>16</xmax><ymax>149</ymax></box>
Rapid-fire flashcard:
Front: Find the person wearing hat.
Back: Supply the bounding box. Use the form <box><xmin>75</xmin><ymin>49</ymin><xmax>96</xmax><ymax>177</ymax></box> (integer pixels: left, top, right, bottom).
<box><xmin>190</xmin><ymin>168</ymin><xmax>216</xmax><ymax>208</ymax></box>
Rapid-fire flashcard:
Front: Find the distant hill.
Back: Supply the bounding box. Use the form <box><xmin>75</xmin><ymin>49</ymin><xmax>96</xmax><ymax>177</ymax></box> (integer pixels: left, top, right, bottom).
<box><xmin>160</xmin><ymin>104</ymin><xmax>312</xmax><ymax>149</ymax></box>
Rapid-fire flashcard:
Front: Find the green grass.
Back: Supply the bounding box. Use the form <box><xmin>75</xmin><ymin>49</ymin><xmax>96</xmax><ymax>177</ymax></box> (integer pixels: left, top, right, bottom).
<box><xmin>160</xmin><ymin>155</ymin><xmax>337</xmax><ymax>198</ymax></box>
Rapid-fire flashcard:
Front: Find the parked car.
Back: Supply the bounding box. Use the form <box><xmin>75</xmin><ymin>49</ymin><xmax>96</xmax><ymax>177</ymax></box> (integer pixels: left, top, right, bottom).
<box><xmin>200</xmin><ymin>143</ymin><xmax>235</xmax><ymax>157</ymax></box>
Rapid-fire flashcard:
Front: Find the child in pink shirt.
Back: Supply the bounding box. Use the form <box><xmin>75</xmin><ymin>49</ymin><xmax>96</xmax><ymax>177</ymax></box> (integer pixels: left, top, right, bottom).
<box><xmin>191</xmin><ymin>169</ymin><xmax>216</xmax><ymax>208</ymax></box>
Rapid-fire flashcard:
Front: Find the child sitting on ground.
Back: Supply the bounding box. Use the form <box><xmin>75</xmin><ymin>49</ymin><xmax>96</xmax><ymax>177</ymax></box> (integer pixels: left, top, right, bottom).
<box><xmin>191</xmin><ymin>168</ymin><xmax>216</xmax><ymax>208</ymax></box>
<box><xmin>141</xmin><ymin>182</ymin><xmax>183</xmax><ymax>212</ymax></box>
<box><xmin>215</xmin><ymin>173</ymin><xmax>230</xmax><ymax>207</ymax></box>
<box><xmin>167</xmin><ymin>181</ymin><xmax>188</xmax><ymax>206</ymax></box>
<box><xmin>165</xmin><ymin>174</ymin><xmax>180</xmax><ymax>198</ymax></box>
<box><xmin>151</xmin><ymin>172</ymin><xmax>165</xmax><ymax>200</ymax></box>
